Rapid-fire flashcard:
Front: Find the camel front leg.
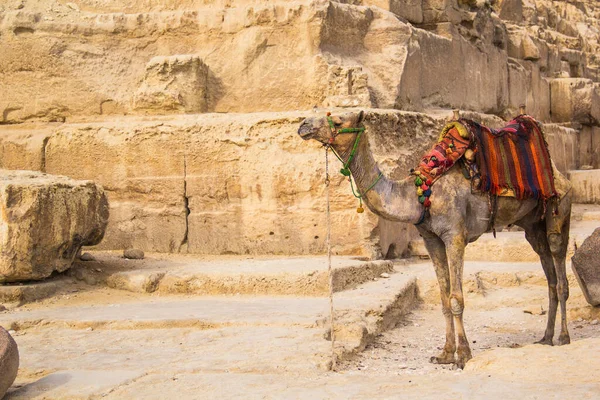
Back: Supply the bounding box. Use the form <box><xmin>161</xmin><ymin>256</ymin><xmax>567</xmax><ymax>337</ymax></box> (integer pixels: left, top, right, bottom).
<box><xmin>445</xmin><ymin>234</ymin><xmax>472</xmax><ymax>369</ymax></box>
<box><xmin>422</xmin><ymin>234</ymin><xmax>455</xmax><ymax>364</ymax></box>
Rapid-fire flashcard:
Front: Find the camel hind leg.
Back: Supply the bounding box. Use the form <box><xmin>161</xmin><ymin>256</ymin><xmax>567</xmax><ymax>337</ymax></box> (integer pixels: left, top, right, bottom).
<box><xmin>523</xmin><ymin>221</ymin><xmax>558</xmax><ymax>345</ymax></box>
<box><xmin>546</xmin><ymin>197</ymin><xmax>572</xmax><ymax>345</ymax></box>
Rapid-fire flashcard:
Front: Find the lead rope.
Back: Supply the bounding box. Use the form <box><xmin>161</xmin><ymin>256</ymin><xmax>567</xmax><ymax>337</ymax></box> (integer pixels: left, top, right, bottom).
<box><xmin>325</xmin><ymin>145</ymin><xmax>337</xmax><ymax>371</ymax></box>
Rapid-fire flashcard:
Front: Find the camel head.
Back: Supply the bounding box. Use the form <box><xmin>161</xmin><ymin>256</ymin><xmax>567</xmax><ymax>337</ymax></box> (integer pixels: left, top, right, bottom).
<box><xmin>297</xmin><ymin>110</ymin><xmax>365</xmax><ymax>150</ymax></box>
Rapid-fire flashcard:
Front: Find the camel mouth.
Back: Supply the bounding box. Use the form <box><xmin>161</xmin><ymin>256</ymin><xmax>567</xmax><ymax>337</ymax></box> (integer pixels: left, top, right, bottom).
<box><xmin>297</xmin><ymin>122</ymin><xmax>314</xmax><ymax>140</ymax></box>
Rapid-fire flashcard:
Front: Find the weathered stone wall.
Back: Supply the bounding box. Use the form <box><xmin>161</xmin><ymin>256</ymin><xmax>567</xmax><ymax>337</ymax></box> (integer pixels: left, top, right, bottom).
<box><xmin>0</xmin><ymin>0</ymin><xmax>597</xmax><ymax>257</ymax></box>
<box><xmin>0</xmin><ymin>169</ymin><xmax>108</xmax><ymax>282</ymax></box>
<box><xmin>0</xmin><ymin>0</ymin><xmax>414</xmax><ymax>122</ymax></box>
<box><xmin>0</xmin><ymin>110</ymin><xmax>578</xmax><ymax>257</ymax></box>
<box><xmin>2</xmin><ymin>0</ymin><xmax>598</xmax><ymax>123</ymax></box>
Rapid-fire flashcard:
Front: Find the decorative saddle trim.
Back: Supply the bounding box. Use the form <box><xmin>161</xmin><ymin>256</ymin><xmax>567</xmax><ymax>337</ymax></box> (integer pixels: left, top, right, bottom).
<box><xmin>411</xmin><ymin>121</ymin><xmax>472</xmax><ymax>212</ymax></box>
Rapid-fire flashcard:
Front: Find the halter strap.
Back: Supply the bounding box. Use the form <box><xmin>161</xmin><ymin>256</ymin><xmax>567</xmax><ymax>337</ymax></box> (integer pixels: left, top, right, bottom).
<box><xmin>327</xmin><ymin>116</ymin><xmax>365</xmax><ymax>176</ymax></box>
<box><xmin>325</xmin><ymin>115</ymin><xmax>381</xmax><ymax>212</ymax></box>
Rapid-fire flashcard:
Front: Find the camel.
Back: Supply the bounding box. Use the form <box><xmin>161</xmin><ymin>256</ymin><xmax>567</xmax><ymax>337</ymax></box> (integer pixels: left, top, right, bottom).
<box><xmin>298</xmin><ymin>110</ymin><xmax>572</xmax><ymax>369</ymax></box>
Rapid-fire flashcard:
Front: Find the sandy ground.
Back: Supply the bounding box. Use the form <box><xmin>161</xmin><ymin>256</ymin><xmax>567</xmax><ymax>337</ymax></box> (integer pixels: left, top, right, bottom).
<box><xmin>341</xmin><ymin>285</ymin><xmax>600</xmax><ymax>374</ymax></box>
<box><xmin>2</xmin><ymin>257</ymin><xmax>600</xmax><ymax>399</ymax></box>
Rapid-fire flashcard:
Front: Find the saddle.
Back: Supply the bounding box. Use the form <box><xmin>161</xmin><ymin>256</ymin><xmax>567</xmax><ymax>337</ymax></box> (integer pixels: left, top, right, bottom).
<box><xmin>412</xmin><ymin>115</ymin><xmax>557</xmax><ymax>211</ymax></box>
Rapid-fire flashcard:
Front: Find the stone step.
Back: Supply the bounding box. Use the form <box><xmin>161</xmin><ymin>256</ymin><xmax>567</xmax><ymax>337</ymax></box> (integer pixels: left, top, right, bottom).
<box><xmin>0</xmin><ymin>265</ymin><xmax>420</xmax><ymax>372</ymax></box>
<box><xmin>4</xmin><ymin>259</ymin><xmax>598</xmax><ymax>399</ymax></box>
<box><xmin>0</xmin><ymin>279</ymin><xmax>64</xmax><ymax>306</ymax></box>
<box><xmin>572</xmin><ymin>203</ymin><xmax>600</xmax><ymax>221</ymax></box>
<box><xmin>67</xmin><ymin>253</ymin><xmax>394</xmax><ymax>297</ymax></box>
<box><xmin>568</xmin><ymin>170</ymin><xmax>600</xmax><ymax>204</ymax></box>
<box><xmin>326</xmin><ymin>264</ymin><xmax>420</xmax><ymax>361</ymax></box>
<box><xmin>408</xmin><ymin>220</ymin><xmax>598</xmax><ymax>262</ymax></box>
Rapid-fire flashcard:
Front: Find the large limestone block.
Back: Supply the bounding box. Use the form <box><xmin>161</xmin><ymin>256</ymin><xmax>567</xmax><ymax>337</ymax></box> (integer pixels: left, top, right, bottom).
<box><xmin>182</xmin><ymin>112</ymin><xmax>378</xmax><ymax>255</ymax></box>
<box><xmin>506</xmin><ymin>28</ymin><xmax>542</xmax><ymax>61</ymax></box>
<box><xmin>322</xmin><ymin>64</ymin><xmax>372</xmax><ymax>108</ymax></box>
<box><xmin>497</xmin><ymin>0</ymin><xmax>525</xmax><ymax>23</ymax></box>
<box><xmin>1</xmin><ymin>2</ymin><xmax>329</xmax><ymax>120</ymax></box>
<box><xmin>397</xmin><ymin>28</ymin><xmax>508</xmax><ymax>113</ymax></box>
<box><xmin>6</xmin><ymin>110</ymin><xmax>582</xmax><ymax>257</ymax></box>
<box><xmin>0</xmin><ymin>327</ymin><xmax>19</xmax><ymax>399</ymax></box>
<box><xmin>543</xmin><ymin>124</ymin><xmax>578</xmax><ymax>174</ymax></box>
<box><xmin>0</xmin><ymin>1</ymin><xmax>419</xmax><ymax>120</ymax></box>
<box><xmin>365</xmin><ymin>0</ymin><xmax>423</xmax><ymax>24</ymax></box>
<box><xmin>577</xmin><ymin>126</ymin><xmax>600</xmax><ymax>168</ymax></box>
<box><xmin>421</xmin><ymin>0</ymin><xmax>462</xmax><ymax>24</ymax></box>
<box><xmin>44</xmin><ymin>122</ymin><xmax>188</xmax><ymax>253</ymax></box>
<box><xmin>591</xmin><ymin>126</ymin><xmax>600</xmax><ymax>169</ymax></box>
<box><xmin>568</xmin><ymin>170</ymin><xmax>600</xmax><ymax>204</ymax></box>
<box><xmin>506</xmin><ymin>60</ymin><xmax>550</xmax><ymax>121</ymax></box>
<box><xmin>0</xmin><ymin>128</ymin><xmax>51</xmax><ymax>171</ymax></box>
<box><xmin>319</xmin><ymin>3</ymin><xmax>412</xmax><ymax>109</ymax></box>
<box><xmin>550</xmin><ymin>78</ymin><xmax>600</xmax><ymax>124</ymax></box>
<box><xmin>0</xmin><ymin>170</ymin><xmax>109</xmax><ymax>282</ymax></box>
<box><xmin>133</xmin><ymin>55</ymin><xmax>209</xmax><ymax>114</ymax></box>
<box><xmin>507</xmin><ymin>60</ymin><xmax>528</xmax><ymax>111</ymax></box>
<box><xmin>571</xmin><ymin>228</ymin><xmax>600</xmax><ymax>306</ymax></box>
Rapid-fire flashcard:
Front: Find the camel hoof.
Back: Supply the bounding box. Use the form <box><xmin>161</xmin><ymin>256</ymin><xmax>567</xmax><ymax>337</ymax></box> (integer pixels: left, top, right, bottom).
<box><xmin>535</xmin><ymin>337</ymin><xmax>554</xmax><ymax>346</ymax></box>
<box><xmin>429</xmin><ymin>353</ymin><xmax>455</xmax><ymax>365</ymax></box>
<box><xmin>558</xmin><ymin>335</ymin><xmax>571</xmax><ymax>346</ymax></box>
<box><xmin>454</xmin><ymin>359</ymin><xmax>468</xmax><ymax>370</ymax></box>
<box><xmin>455</xmin><ymin>351</ymin><xmax>472</xmax><ymax>370</ymax></box>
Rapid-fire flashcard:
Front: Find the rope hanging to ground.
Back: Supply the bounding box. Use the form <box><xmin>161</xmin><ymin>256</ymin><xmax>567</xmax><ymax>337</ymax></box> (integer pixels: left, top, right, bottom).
<box><xmin>325</xmin><ymin>146</ymin><xmax>337</xmax><ymax>371</ymax></box>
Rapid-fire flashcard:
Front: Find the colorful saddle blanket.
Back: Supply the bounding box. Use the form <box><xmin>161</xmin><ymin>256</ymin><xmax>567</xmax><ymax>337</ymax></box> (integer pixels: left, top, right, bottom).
<box><xmin>414</xmin><ymin>115</ymin><xmax>557</xmax><ymax>208</ymax></box>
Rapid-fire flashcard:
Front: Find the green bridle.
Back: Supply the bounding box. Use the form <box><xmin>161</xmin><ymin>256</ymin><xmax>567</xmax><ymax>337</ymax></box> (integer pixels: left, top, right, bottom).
<box><xmin>327</xmin><ymin>115</ymin><xmax>365</xmax><ymax>176</ymax></box>
<box><xmin>326</xmin><ymin>114</ymin><xmax>383</xmax><ymax>213</ymax></box>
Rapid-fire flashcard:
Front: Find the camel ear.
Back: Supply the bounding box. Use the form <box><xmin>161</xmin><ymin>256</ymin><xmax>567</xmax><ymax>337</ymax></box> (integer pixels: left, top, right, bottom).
<box><xmin>357</xmin><ymin>110</ymin><xmax>365</xmax><ymax>124</ymax></box>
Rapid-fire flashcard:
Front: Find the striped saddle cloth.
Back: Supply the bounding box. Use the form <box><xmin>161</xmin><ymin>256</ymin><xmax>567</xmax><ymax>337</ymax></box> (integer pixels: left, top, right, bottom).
<box><xmin>416</xmin><ymin>115</ymin><xmax>557</xmax><ymax>203</ymax></box>
<box><xmin>464</xmin><ymin>115</ymin><xmax>557</xmax><ymax>201</ymax></box>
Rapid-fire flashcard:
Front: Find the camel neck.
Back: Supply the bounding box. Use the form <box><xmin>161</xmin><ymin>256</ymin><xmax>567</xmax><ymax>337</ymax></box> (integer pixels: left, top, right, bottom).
<box><xmin>335</xmin><ymin>135</ymin><xmax>423</xmax><ymax>224</ymax></box>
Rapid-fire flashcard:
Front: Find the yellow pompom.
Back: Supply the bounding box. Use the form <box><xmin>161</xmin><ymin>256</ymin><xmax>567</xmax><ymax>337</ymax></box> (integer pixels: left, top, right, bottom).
<box><xmin>416</xmin><ymin>188</ymin><xmax>423</xmax><ymax>196</ymax></box>
<box><xmin>357</xmin><ymin>207</ymin><xmax>364</xmax><ymax>213</ymax></box>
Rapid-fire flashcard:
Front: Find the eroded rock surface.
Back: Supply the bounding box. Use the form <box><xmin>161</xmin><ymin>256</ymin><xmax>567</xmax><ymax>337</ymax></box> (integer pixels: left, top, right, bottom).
<box><xmin>0</xmin><ymin>170</ymin><xmax>109</xmax><ymax>282</ymax></box>
<box><xmin>0</xmin><ymin>0</ymin><xmax>598</xmax><ymax>255</ymax></box>
<box><xmin>134</xmin><ymin>55</ymin><xmax>209</xmax><ymax>114</ymax></box>
<box><xmin>572</xmin><ymin>227</ymin><xmax>600</xmax><ymax>306</ymax></box>
<box><xmin>0</xmin><ymin>327</ymin><xmax>19</xmax><ymax>399</ymax></box>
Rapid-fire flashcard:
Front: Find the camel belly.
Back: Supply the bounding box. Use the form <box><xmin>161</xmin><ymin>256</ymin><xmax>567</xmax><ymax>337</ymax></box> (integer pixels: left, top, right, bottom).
<box><xmin>463</xmin><ymin>193</ymin><xmax>538</xmax><ymax>240</ymax></box>
<box><xmin>493</xmin><ymin>197</ymin><xmax>538</xmax><ymax>228</ymax></box>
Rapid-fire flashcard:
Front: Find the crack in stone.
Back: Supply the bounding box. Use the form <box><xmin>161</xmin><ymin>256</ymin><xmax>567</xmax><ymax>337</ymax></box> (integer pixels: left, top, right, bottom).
<box><xmin>40</xmin><ymin>135</ymin><xmax>50</xmax><ymax>173</ymax></box>
<box><xmin>179</xmin><ymin>154</ymin><xmax>190</xmax><ymax>253</ymax></box>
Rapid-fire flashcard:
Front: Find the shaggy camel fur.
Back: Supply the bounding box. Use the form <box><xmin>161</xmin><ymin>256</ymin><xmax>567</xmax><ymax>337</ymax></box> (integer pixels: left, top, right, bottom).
<box><xmin>298</xmin><ymin>111</ymin><xmax>572</xmax><ymax>369</ymax></box>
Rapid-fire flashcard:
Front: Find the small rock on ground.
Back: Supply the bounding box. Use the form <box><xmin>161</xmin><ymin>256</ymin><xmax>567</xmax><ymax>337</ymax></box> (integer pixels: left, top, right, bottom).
<box><xmin>79</xmin><ymin>252</ymin><xmax>95</xmax><ymax>261</ymax></box>
<box><xmin>123</xmin><ymin>249</ymin><xmax>145</xmax><ymax>260</ymax></box>
<box><xmin>0</xmin><ymin>327</ymin><xmax>19</xmax><ymax>399</ymax></box>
